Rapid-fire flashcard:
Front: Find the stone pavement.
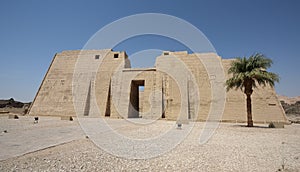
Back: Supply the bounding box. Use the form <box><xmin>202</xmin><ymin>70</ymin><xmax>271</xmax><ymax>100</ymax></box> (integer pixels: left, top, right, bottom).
<box><xmin>1</xmin><ymin>115</ymin><xmax>300</xmax><ymax>171</ymax></box>
<box><xmin>0</xmin><ymin>116</ymin><xmax>85</xmax><ymax>160</ymax></box>
<box><xmin>0</xmin><ymin>116</ymin><xmax>181</xmax><ymax>160</ymax></box>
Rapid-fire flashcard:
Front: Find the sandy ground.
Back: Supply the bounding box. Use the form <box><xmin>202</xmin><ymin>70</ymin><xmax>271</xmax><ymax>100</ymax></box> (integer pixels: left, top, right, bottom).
<box><xmin>0</xmin><ymin>115</ymin><xmax>299</xmax><ymax>172</ymax></box>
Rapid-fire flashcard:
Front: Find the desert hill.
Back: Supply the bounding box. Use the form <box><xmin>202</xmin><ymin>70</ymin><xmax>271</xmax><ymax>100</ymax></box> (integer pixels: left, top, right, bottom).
<box><xmin>0</xmin><ymin>98</ymin><xmax>31</xmax><ymax>114</ymax></box>
<box><xmin>278</xmin><ymin>95</ymin><xmax>300</xmax><ymax>115</ymax></box>
<box><xmin>278</xmin><ymin>95</ymin><xmax>300</xmax><ymax>105</ymax></box>
<box><xmin>278</xmin><ymin>95</ymin><xmax>300</xmax><ymax>123</ymax></box>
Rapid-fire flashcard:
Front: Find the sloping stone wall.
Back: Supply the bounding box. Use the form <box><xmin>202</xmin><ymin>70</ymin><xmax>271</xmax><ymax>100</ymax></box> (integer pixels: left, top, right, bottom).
<box><xmin>29</xmin><ymin>50</ymin><xmax>288</xmax><ymax>123</ymax></box>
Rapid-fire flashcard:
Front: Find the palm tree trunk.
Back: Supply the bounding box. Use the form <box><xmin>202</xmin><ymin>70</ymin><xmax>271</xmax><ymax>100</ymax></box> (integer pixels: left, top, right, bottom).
<box><xmin>246</xmin><ymin>94</ymin><xmax>253</xmax><ymax>127</ymax></box>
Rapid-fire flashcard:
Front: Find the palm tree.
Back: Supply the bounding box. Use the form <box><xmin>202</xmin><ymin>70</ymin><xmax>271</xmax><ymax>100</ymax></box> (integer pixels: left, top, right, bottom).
<box><xmin>226</xmin><ymin>53</ymin><xmax>279</xmax><ymax>127</ymax></box>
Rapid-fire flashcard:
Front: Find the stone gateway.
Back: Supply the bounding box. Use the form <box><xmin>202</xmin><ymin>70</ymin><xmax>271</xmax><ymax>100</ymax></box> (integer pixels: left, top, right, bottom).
<box><xmin>28</xmin><ymin>50</ymin><xmax>288</xmax><ymax>123</ymax></box>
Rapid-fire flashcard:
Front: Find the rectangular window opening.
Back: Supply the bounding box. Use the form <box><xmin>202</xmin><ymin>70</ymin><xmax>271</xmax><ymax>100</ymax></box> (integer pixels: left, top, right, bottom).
<box><xmin>114</xmin><ymin>54</ymin><xmax>119</xmax><ymax>58</ymax></box>
<box><xmin>95</xmin><ymin>55</ymin><xmax>100</xmax><ymax>59</ymax></box>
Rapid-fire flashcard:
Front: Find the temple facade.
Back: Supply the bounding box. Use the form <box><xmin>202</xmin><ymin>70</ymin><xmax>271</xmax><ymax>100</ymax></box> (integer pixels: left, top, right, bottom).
<box><xmin>28</xmin><ymin>49</ymin><xmax>288</xmax><ymax>123</ymax></box>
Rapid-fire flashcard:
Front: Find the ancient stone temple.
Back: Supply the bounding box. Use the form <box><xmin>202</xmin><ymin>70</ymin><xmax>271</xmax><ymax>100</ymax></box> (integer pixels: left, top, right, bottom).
<box><xmin>28</xmin><ymin>49</ymin><xmax>288</xmax><ymax>123</ymax></box>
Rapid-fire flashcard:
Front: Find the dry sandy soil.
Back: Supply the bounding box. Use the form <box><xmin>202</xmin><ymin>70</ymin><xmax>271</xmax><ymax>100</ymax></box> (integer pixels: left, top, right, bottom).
<box><xmin>0</xmin><ymin>115</ymin><xmax>299</xmax><ymax>172</ymax></box>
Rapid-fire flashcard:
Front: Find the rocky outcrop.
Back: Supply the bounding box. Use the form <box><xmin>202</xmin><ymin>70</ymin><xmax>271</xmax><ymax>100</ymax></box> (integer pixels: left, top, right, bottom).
<box><xmin>0</xmin><ymin>98</ymin><xmax>30</xmax><ymax>108</ymax></box>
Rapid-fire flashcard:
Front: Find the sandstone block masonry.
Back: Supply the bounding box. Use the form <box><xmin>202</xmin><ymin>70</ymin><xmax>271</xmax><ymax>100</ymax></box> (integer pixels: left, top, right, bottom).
<box><xmin>28</xmin><ymin>50</ymin><xmax>288</xmax><ymax>123</ymax></box>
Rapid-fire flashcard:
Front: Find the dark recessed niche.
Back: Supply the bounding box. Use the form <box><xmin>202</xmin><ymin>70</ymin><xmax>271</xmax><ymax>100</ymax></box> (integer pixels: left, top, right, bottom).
<box><xmin>95</xmin><ymin>55</ymin><xmax>100</xmax><ymax>59</ymax></box>
<box><xmin>114</xmin><ymin>54</ymin><xmax>119</xmax><ymax>58</ymax></box>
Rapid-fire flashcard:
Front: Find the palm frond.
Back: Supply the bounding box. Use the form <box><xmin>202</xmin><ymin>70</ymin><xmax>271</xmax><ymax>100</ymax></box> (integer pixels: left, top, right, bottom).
<box><xmin>226</xmin><ymin>53</ymin><xmax>279</xmax><ymax>91</ymax></box>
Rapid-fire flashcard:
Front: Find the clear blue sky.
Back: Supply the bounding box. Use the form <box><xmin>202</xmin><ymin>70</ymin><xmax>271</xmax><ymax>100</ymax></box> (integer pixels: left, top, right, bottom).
<box><xmin>0</xmin><ymin>0</ymin><xmax>299</xmax><ymax>102</ymax></box>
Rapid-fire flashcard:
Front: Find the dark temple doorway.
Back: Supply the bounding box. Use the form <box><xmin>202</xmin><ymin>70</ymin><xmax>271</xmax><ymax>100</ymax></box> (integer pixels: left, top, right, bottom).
<box><xmin>104</xmin><ymin>82</ymin><xmax>111</xmax><ymax>117</ymax></box>
<box><xmin>128</xmin><ymin>80</ymin><xmax>145</xmax><ymax>118</ymax></box>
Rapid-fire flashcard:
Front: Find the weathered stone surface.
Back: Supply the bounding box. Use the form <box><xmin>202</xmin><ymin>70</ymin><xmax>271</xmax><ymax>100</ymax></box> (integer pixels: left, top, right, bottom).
<box><xmin>28</xmin><ymin>50</ymin><xmax>288</xmax><ymax>123</ymax></box>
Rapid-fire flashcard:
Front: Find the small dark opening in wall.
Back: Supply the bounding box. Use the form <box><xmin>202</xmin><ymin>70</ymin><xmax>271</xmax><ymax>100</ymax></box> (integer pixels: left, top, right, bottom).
<box><xmin>114</xmin><ymin>54</ymin><xmax>119</xmax><ymax>58</ymax></box>
<box><xmin>95</xmin><ymin>55</ymin><xmax>100</xmax><ymax>59</ymax></box>
<box><xmin>268</xmin><ymin>103</ymin><xmax>276</xmax><ymax>106</ymax></box>
<box><xmin>163</xmin><ymin>52</ymin><xmax>169</xmax><ymax>55</ymax></box>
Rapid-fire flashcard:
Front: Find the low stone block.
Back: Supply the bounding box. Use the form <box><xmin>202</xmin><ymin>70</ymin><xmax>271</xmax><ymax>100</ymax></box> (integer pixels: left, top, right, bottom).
<box><xmin>8</xmin><ymin>114</ymin><xmax>19</xmax><ymax>119</ymax></box>
<box><xmin>61</xmin><ymin>116</ymin><xmax>73</xmax><ymax>121</ymax></box>
<box><xmin>269</xmin><ymin>122</ymin><xmax>284</xmax><ymax>128</ymax></box>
